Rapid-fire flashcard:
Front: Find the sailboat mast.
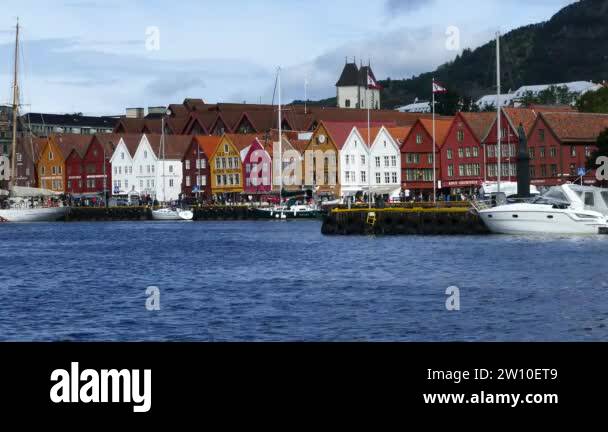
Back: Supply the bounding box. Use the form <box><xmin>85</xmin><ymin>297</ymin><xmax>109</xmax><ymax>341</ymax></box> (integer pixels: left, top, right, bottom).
<box><xmin>496</xmin><ymin>31</ymin><xmax>502</xmax><ymax>196</ymax></box>
<box><xmin>161</xmin><ymin>117</ymin><xmax>166</xmax><ymax>204</ymax></box>
<box><xmin>9</xmin><ymin>19</ymin><xmax>20</xmax><ymax>190</ymax></box>
<box><xmin>278</xmin><ymin>67</ymin><xmax>282</xmax><ymax>205</ymax></box>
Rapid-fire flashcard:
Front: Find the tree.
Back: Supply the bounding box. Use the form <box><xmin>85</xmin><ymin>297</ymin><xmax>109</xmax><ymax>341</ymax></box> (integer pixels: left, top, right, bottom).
<box><xmin>577</xmin><ymin>86</ymin><xmax>608</xmax><ymax>113</ymax></box>
<box><xmin>587</xmin><ymin>128</ymin><xmax>608</xmax><ymax>170</ymax></box>
<box><xmin>434</xmin><ymin>89</ymin><xmax>462</xmax><ymax>116</ymax></box>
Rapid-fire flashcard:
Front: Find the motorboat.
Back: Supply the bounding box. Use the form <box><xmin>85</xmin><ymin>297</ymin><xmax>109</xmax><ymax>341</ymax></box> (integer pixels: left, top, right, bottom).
<box><xmin>252</xmin><ymin>203</ymin><xmax>320</xmax><ymax>220</ymax></box>
<box><xmin>477</xmin><ymin>184</ymin><xmax>608</xmax><ymax>234</ymax></box>
<box><xmin>151</xmin><ymin>207</ymin><xmax>194</xmax><ymax>221</ymax></box>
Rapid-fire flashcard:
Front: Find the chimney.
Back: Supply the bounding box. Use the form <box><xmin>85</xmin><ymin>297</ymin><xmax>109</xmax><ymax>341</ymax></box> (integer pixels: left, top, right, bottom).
<box><xmin>126</xmin><ymin>108</ymin><xmax>145</xmax><ymax>119</ymax></box>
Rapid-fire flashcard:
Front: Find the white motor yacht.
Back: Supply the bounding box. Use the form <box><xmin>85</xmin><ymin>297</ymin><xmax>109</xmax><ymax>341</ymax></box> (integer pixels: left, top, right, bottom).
<box><xmin>151</xmin><ymin>207</ymin><xmax>194</xmax><ymax>221</ymax></box>
<box><xmin>478</xmin><ymin>184</ymin><xmax>608</xmax><ymax>235</ymax></box>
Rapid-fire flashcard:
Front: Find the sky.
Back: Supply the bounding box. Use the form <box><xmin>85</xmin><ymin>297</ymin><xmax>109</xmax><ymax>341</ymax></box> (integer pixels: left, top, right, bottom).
<box><xmin>0</xmin><ymin>0</ymin><xmax>575</xmax><ymax>115</ymax></box>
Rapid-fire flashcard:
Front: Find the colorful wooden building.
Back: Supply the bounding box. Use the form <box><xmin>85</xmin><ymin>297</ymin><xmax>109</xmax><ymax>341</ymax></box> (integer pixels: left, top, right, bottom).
<box><xmin>401</xmin><ymin>118</ymin><xmax>452</xmax><ymax>199</ymax></box>
<box><xmin>38</xmin><ymin>134</ymin><xmax>93</xmax><ymax>193</ymax></box>
<box><xmin>241</xmin><ymin>137</ymin><xmax>272</xmax><ymax>197</ymax></box>
<box><xmin>182</xmin><ymin>136</ymin><xmax>218</xmax><ymax>200</ymax></box>
<box><xmin>440</xmin><ymin>112</ymin><xmax>495</xmax><ymax>194</ymax></box>
<box><xmin>208</xmin><ymin>134</ymin><xmax>244</xmax><ymax>200</ymax></box>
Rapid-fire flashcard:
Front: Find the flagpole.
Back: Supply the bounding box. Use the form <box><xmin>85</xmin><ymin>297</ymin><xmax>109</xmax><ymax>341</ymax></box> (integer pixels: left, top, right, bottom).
<box><xmin>432</xmin><ymin>78</ymin><xmax>437</xmax><ymax>204</ymax></box>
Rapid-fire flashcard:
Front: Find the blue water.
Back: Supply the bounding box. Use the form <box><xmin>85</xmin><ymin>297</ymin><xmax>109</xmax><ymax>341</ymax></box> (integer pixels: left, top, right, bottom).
<box><xmin>0</xmin><ymin>221</ymin><xmax>607</xmax><ymax>341</ymax></box>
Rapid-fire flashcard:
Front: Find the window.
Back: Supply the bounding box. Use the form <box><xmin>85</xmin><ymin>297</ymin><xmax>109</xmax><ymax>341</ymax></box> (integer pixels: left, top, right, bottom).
<box><xmin>539</xmin><ymin>129</ymin><xmax>545</xmax><ymax>142</ymax></box>
<box><xmin>140</xmin><ymin>180</ymin><xmax>144</xmax><ymax>188</ymax></box>
<box><xmin>541</xmin><ymin>165</ymin><xmax>547</xmax><ymax>177</ymax></box>
<box><xmin>447</xmin><ymin>149</ymin><xmax>453</xmax><ymax>160</ymax></box>
<box><xmin>376</xmin><ymin>172</ymin><xmax>381</xmax><ymax>184</ymax></box>
<box><xmin>391</xmin><ymin>156</ymin><xmax>397</xmax><ymax>167</ymax></box>
<box><xmin>465</xmin><ymin>147</ymin><xmax>471</xmax><ymax>158</ymax></box>
<box><xmin>144</xmin><ymin>151</ymin><xmax>147</xmax><ymax>159</ymax></box>
<box><xmin>551</xmin><ymin>164</ymin><xmax>558</xmax><ymax>177</ymax></box>
<box><xmin>345</xmin><ymin>172</ymin><xmax>350</xmax><ymax>183</ymax></box>
<box><xmin>345</xmin><ymin>99</ymin><xmax>351</xmax><ymax>108</ymax></box>
<box><xmin>146</xmin><ymin>165</ymin><xmax>150</xmax><ymax>174</ymax></box>
<box><xmin>186</xmin><ymin>176</ymin><xmax>191</xmax><ymax>187</ymax></box>
<box><xmin>457</xmin><ymin>130</ymin><xmax>464</xmax><ymax>142</ymax></box>
<box><xmin>361</xmin><ymin>171</ymin><xmax>366</xmax><ymax>183</ymax></box>
<box><xmin>121</xmin><ymin>152</ymin><xmax>125</xmax><ymax>160</ymax></box>
<box><xmin>384</xmin><ymin>172</ymin><xmax>390</xmax><ymax>184</ymax></box>
<box><xmin>585</xmin><ymin>146</ymin><xmax>591</xmax><ymax>157</ymax></box>
<box><xmin>448</xmin><ymin>164</ymin><xmax>454</xmax><ymax>177</ymax></box>
<box><xmin>217</xmin><ymin>175</ymin><xmax>222</xmax><ymax>185</ymax></box>
<box><xmin>529</xmin><ymin>148</ymin><xmax>535</xmax><ymax>159</ymax></box>
<box><xmin>169</xmin><ymin>179</ymin><xmax>174</xmax><ymax>187</ymax></box>
<box><xmin>540</xmin><ymin>147</ymin><xmax>545</xmax><ymax>159</ymax></box>
<box><xmin>228</xmin><ymin>158</ymin><xmax>233</xmax><ymax>168</ymax></box>
<box><xmin>169</xmin><ymin>165</ymin><xmax>174</xmax><ymax>173</ymax></box>
<box><xmin>125</xmin><ymin>180</ymin><xmax>128</xmax><ymax>189</ymax></box>
<box><xmin>459</xmin><ymin>164</ymin><xmax>465</xmax><ymax>177</ymax></box>
<box><xmin>391</xmin><ymin>172</ymin><xmax>398</xmax><ymax>183</ymax></box>
<box><xmin>234</xmin><ymin>174</ymin><xmax>240</xmax><ymax>184</ymax></box>
<box><xmin>384</xmin><ymin>156</ymin><xmax>389</xmax><ymax>167</ymax></box>
<box><xmin>458</xmin><ymin>148</ymin><xmax>464</xmax><ymax>158</ymax></box>
<box><xmin>49</xmin><ymin>151</ymin><xmax>54</xmax><ymax>160</ymax></box>
<box><xmin>416</xmin><ymin>133</ymin><xmax>423</xmax><ymax>144</ymax></box>
<box><xmin>224</xmin><ymin>144</ymin><xmax>229</xmax><ymax>153</ymax></box>
<box><xmin>185</xmin><ymin>160</ymin><xmax>190</xmax><ymax>170</ymax></box>
<box><xmin>428</xmin><ymin>154</ymin><xmax>433</xmax><ymax>164</ymax></box>
<box><xmin>361</xmin><ymin>155</ymin><xmax>366</xmax><ymax>165</ymax></box>
<box><xmin>473</xmin><ymin>147</ymin><xmax>479</xmax><ymax>157</ymax></box>
<box><xmin>550</xmin><ymin>147</ymin><xmax>557</xmax><ymax>158</ymax></box>
<box><xmin>16</xmin><ymin>153</ymin><xmax>22</xmax><ymax>162</ymax></box>
<box><xmin>201</xmin><ymin>159</ymin><xmax>206</xmax><ymax>169</ymax></box>
<box><xmin>571</xmin><ymin>146</ymin><xmax>576</xmax><ymax>157</ymax></box>
<box><xmin>351</xmin><ymin>155</ymin><xmax>356</xmax><ymax>165</ymax></box>
<box><xmin>530</xmin><ymin>166</ymin><xmax>536</xmax><ymax>177</ymax></box>
<box><xmin>375</xmin><ymin>157</ymin><xmax>381</xmax><ymax>168</ymax></box>
<box><xmin>223</xmin><ymin>175</ymin><xmax>227</xmax><ymax>185</ymax></box>
<box><xmin>119</xmin><ymin>166</ymin><xmax>122</xmax><ymax>175</ymax></box>
<box><xmin>584</xmin><ymin>192</ymin><xmax>595</xmax><ymax>207</ymax></box>
<box><xmin>216</xmin><ymin>159</ymin><xmax>221</xmax><ymax>169</ymax></box>
<box><xmin>140</xmin><ymin>165</ymin><xmax>143</xmax><ymax>174</ymax></box>
<box><xmin>201</xmin><ymin>176</ymin><xmax>207</xmax><ymax>186</ymax></box>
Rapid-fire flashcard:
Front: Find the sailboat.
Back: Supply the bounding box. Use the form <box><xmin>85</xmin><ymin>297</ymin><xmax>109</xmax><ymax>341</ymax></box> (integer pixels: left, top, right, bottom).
<box><xmin>151</xmin><ymin>116</ymin><xmax>193</xmax><ymax>221</ymax></box>
<box><xmin>0</xmin><ymin>19</ymin><xmax>69</xmax><ymax>223</ymax></box>
<box><xmin>252</xmin><ymin>67</ymin><xmax>320</xmax><ymax>220</ymax></box>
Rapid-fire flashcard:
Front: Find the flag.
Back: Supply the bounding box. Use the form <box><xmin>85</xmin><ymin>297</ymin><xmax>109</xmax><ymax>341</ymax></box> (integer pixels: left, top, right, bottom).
<box><xmin>367</xmin><ymin>71</ymin><xmax>382</xmax><ymax>90</ymax></box>
<box><xmin>432</xmin><ymin>81</ymin><xmax>448</xmax><ymax>94</ymax></box>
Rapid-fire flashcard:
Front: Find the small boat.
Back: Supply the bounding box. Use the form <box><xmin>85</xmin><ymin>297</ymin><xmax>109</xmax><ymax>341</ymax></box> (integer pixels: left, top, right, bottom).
<box><xmin>151</xmin><ymin>207</ymin><xmax>193</xmax><ymax>221</ymax></box>
<box><xmin>252</xmin><ymin>204</ymin><xmax>320</xmax><ymax>220</ymax></box>
<box><xmin>0</xmin><ymin>204</ymin><xmax>69</xmax><ymax>222</ymax></box>
<box><xmin>478</xmin><ymin>184</ymin><xmax>608</xmax><ymax>235</ymax></box>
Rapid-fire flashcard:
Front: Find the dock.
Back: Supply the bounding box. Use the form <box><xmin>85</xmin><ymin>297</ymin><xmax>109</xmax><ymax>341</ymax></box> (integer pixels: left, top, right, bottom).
<box><xmin>321</xmin><ymin>206</ymin><xmax>489</xmax><ymax>235</ymax></box>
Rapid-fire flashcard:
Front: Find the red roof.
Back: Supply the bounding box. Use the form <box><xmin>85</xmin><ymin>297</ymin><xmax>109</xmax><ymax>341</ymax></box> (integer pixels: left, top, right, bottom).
<box><xmin>540</xmin><ymin>112</ymin><xmax>608</xmax><ymax>142</ymax></box>
<box><xmin>193</xmin><ymin>136</ymin><xmax>222</xmax><ymax>159</ymax></box>
<box><xmin>459</xmin><ymin>112</ymin><xmax>496</xmax><ymax>142</ymax></box>
<box><xmin>145</xmin><ymin>134</ymin><xmax>193</xmax><ymax>160</ymax></box>
<box><xmin>418</xmin><ymin>118</ymin><xmax>454</xmax><ymax>146</ymax></box>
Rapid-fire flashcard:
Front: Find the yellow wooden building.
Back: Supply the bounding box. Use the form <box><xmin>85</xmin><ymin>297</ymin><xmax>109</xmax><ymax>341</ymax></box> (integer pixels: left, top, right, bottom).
<box><xmin>209</xmin><ymin>134</ymin><xmax>244</xmax><ymax>199</ymax></box>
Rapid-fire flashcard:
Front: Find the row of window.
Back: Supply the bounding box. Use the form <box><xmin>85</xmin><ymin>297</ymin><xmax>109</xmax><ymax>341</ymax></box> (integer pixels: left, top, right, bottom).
<box><xmin>185</xmin><ymin>176</ymin><xmax>208</xmax><ymax>187</ymax></box>
<box><xmin>40</xmin><ymin>165</ymin><xmax>62</xmax><ymax>175</ymax></box>
<box><xmin>68</xmin><ymin>179</ymin><xmax>103</xmax><ymax>190</ymax></box>
<box><xmin>447</xmin><ymin>147</ymin><xmax>480</xmax><ymax>160</ymax></box>
<box><xmin>446</xmin><ymin>164</ymin><xmax>482</xmax><ymax>178</ymax></box>
<box><xmin>216</xmin><ymin>174</ymin><xmax>241</xmax><ymax>186</ymax></box>
<box><xmin>184</xmin><ymin>159</ymin><xmax>207</xmax><ymax>170</ymax></box>
<box><xmin>405</xmin><ymin>169</ymin><xmax>434</xmax><ymax>182</ymax></box>
<box><xmin>215</xmin><ymin>157</ymin><xmax>240</xmax><ymax>170</ymax></box>
<box><xmin>405</xmin><ymin>153</ymin><xmax>433</xmax><ymax>164</ymax></box>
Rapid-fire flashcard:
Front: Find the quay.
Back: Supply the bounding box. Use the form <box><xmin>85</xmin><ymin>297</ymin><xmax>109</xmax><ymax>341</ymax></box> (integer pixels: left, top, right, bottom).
<box><xmin>321</xmin><ymin>206</ymin><xmax>489</xmax><ymax>236</ymax></box>
<box><xmin>64</xmin><ymin>206</ymin><xmax>282</xmax><ymax>221</ymax></box>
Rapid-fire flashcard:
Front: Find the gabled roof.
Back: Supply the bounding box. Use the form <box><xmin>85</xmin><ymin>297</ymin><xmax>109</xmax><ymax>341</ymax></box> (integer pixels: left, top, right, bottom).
<box><xmin>385</xmin><ymin>126</ymin><xmax>413</xmax><ymax>144</ymax></box>
<box><xmin>224</xmin><ymin>133</ymin><xmax>262</xmax><ymax>152</ymax></box>
<box><xmin>95</xmin><ymin>133</ymin><xmax>141</xmax><ymax>157</ymax></box>
<box><xmin>418</xmin><ymin>118</ymin><xmax>454</xmax><ymax>146</ymax></box>
<box><xmin>52</xmin><ymin>134</ymin><xmax>94</xmax><ymax>159</ymax></box>
<box><xmin>459</xmin><ymin>112</ymin><xmax>496</xmax><ymax>142</ymax></box>
<box><xmin>501</xmin><ymin>108</ymin><xmax>539</xmax><ymax>136</ymax></box>
<box><xmin>144</xmin><ymin>134</ymin><xmax>193</xmax><ymax>160</ymax></box>
<box><xmin>193</xmin><ymin>136</ymin><xmax>222</xmax><ymax>159</ymax></box>
<box><xmin>539</xmin><ymin>112</ymin><xmax>608</xmax><ymax>143</ymax></box>
<box><xmin>320</xmin><ymin>121</ymin><xmax>384</xmax><ymax>150</ymax></box>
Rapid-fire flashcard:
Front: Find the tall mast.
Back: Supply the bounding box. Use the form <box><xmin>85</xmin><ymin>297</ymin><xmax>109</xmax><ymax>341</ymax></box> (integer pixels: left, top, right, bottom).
<box><xmin>9</xmin><ymin>19</ymin><xmax>20</xmax><ymax>190</ymax></box>
<box><xmin>496</xmin><ymin>31</ymin><xmax>501</xmax><ymax>196</ymax></box>
<box><xmin>277</xmin><ymin>67</ymin><xmax>282</xmax><ymax>206</ymax></box>
<box><xmin>161</xmin><ymin>117</ymin><xmax>166</xmax><ymax>203</ymax></box>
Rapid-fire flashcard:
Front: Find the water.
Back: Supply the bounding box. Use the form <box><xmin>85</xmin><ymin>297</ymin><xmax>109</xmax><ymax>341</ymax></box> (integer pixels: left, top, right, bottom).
<box><xmin>0</xmin><ymin>221</ymin><xmax>607</xmax><ymax>341</ymax></box>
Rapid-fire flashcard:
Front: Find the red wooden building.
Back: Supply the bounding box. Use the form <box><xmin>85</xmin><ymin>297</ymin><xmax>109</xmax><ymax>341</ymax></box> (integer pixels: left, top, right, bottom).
<box><xmin>401</xmin><ymin>118</ymin><xmax>452</xmax><ymax>198</ymax></box>
<box><xmin>241</xmin><ymin>137</ymin><xmax>272</xmax><ymax>197</ymax></box>
<box><xmin>63</xmin><ymin>135</ymin><xmax>94</xmax><ymax>195</ymax></box>
<box><xmin>182</xmin><ymin>136</ymin><xmax>219</xmax><ymax>201</ymax></box>
<box><xmin>440</xmin><ymin>112</ymin><xmax>495</xmax><ymax>194</ymax></box>
<box><xmin>527</xmin><ymin>112</ymin><xmax>608</xmax><ymax>187</ymax></box>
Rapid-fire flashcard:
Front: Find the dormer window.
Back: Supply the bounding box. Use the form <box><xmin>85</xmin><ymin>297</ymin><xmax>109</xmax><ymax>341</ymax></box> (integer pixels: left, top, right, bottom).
<box><xmin>144</xmin><ymin>151</ymin><xmax>148</xmax><ymax>159</ymax></box>
<box><xmin>49</xmin><ymin>151</ymin><xmax>54</xmax><ymax>160</ymax></box>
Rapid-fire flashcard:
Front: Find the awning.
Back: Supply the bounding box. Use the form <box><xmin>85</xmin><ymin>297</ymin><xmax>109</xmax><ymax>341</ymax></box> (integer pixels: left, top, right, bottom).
<box><xmin>10</xmin><ymin>186</ymin><xmax>61</xmax><ymax>197</ymax></box>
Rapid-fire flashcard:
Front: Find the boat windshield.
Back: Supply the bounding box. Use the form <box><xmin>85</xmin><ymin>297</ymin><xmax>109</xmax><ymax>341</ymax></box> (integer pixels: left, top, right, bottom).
<box><xmin>531</xmin><ymin>187</ymin><xmax>571</xmax><ymax>205</ymax></box>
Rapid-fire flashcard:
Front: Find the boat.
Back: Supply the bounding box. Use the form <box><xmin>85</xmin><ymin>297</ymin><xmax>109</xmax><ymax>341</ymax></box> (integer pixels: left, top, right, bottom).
<box><xmin>0</xmin><ymin>20</ymin><xmax>71</xmax><ymax>223</ymax></box>
<box><xmin>151</xmin><ymin>207</ymin><xmax>194</xmax><ymax>221</ymax></box>
<box><xmin>478</xmin><ymin>184</ymin><xmax>608</xmax><ymax>234</ymax></box>
<box><xmin>252</xmin><ymin>201</ymin><xmax>321</xmax><ymax>219</ymax></box>
<box><xmin>150</xmin><ymin>114</ymin><xmax>193</xmax><ymax>221</ymax></box>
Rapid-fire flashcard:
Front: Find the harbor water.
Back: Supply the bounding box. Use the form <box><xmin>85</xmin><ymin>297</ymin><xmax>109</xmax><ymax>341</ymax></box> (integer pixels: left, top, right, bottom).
<box><xmin>1</xmin><ymin>221</ymin><xmax>607</xmax><ymax>341</ymax></box>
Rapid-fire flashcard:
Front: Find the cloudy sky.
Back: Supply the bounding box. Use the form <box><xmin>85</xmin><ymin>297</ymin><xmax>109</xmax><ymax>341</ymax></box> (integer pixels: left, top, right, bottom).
<box><xmin>0</xmin><ymin>0</ymin><xmax>574</xmax><ymax>115</ymax></box>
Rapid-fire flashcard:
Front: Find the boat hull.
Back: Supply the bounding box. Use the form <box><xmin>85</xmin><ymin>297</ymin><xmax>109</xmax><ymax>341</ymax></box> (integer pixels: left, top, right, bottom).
<box><xmin>479</xmin><ymin>208</ymin><xmax>607</xmax><ymax>235</ymax></box>
<box><xmin>151</xmin><ymin>209</ymin><xmax>194</xmax><ymax>221</ymax></box>
<box><xmin>251</xmin><ymin>208</ymin><xmax>321</xmax><ymax>220</ymax></box>
<box><xmin>0</xmin><ymin>206</ymin><xmax>70</xmax><ymax>222</ymax></box>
